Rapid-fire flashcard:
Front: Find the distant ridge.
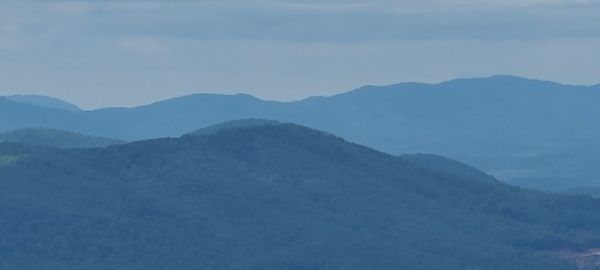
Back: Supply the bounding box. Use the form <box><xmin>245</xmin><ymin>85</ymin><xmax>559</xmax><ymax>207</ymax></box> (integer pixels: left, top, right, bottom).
<box><xmin>3</xmin><ymin>95</ymin><xmax>81</xmax><ymax>112</ymax></box>
<box><xmin>2</xmin><ymin>75</ymin><xmax>600</xmax><ymax>191</ymax></box>
<box><xmin>0</xmin><ymin>128</ymin><xmax>124</xmax><ymax>148</ymax></box>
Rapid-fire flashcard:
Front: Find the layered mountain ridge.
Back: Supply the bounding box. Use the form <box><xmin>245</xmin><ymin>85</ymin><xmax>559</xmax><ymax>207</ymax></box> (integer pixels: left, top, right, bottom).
<box><xmin>0</xmin><ymin>122</ymin><xmax>600</xmax><ymax>269</ymax></box>
<box><xmin>2</xmin><ymin>75</ymin><xmax>599</xmax><ymax>191</ymax></box>
<box><xmin>0</xmin><ymin>128</ymin><xmax>124</xmax><ymax>148</ymax></box>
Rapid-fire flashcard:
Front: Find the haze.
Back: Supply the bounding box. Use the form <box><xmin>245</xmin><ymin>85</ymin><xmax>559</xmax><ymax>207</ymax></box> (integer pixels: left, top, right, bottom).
<box><xmin>1</xmin><ymin>0</ymin><xmax>600</xmax><ymax>108</ymax></box>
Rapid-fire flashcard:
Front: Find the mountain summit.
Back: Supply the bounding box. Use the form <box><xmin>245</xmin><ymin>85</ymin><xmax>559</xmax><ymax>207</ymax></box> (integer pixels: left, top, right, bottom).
<box><xmin>3</xmin><ymin>95</ymin><xmax>81</xmax><ymax>112</ymax></box>
<box><xmin>190</xmin><ymin>119</ymin><xmax>282</xmax><ymax>136</ymax></box>
<box><xmin>0</xmin><ymin>123</ymin><xmax>598</xmax><ymax>269</ymax></box>
<box><xmin>1</xmin><ymin>76</ymin><xmax>600</xmax><ymax>191</ymax></box>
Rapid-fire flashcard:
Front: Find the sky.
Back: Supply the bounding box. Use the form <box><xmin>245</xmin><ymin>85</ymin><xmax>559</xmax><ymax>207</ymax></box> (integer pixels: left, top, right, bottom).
<box><xmin>1</xmin><ymin>0</ymin><xmax>600</xmax><ymax>109</ymax></box>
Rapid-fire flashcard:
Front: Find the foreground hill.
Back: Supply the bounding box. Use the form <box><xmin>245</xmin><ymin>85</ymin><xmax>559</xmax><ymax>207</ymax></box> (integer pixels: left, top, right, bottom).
<box><xmin>190</xmin><ymin>119</ymin><xmax>281</xmax><ymax>136</ymax></box>
<box><xmin>0</xmin><ymin>128</ymin><xmax>124</xmax><ymax>148</ymax></box>
<box><xmin>1</xmin><ymin>123</ymin><xmax>600</xmax><ymax>269</ymax></box>
<box><xmin>1</xmin><ymin>76</ymin><xmax>599</xmax><ymax>191</ymax></box>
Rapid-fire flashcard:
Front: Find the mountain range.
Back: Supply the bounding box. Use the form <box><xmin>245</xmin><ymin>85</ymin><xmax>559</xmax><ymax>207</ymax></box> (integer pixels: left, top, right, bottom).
<box><xmin>2</xmin><ymin>75</ymin><xmax>599</xmax><ymax>191</ymax></box>
<box><xmin>2</xmin><ymin>122</ymin><xmax>600</xmax><ymax>269</ymax></box>
<box><xmin>0</xmin><ymin>128</ymin><xmax>124</xmax><ymax>148</ymax></box>
<box><xmin>3</xmin><ymin>94</ymin><xmax>81</xmax><ymax>112</ymax></box>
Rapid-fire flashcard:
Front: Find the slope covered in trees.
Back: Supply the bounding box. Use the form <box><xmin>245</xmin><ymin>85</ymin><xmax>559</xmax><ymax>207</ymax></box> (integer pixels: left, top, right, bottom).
<box><xmin>0</xmin><ymin>128</ymin><xmax>124</xmax><ymax>148</ymax></box>
<box><xmin>190</xmin><ymin>119</ymin><xmax>281</xmax><ymax>136</ymax></box>
<box><xmin>0</xmin><ymin>123</ymin><xmax>599</xmax><ymax>269</ymax></box>
<box><xmin>1</xmin><ymin>76</ymin><xmax>599</xmax><ymax>191</ymax></box>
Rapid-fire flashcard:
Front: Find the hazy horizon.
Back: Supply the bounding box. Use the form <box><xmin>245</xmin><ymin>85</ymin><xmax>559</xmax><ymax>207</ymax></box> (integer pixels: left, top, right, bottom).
<box><xmin>2</xmin><ymin>2</ymin><xmax>600</xmax><ymax>268</ymax></box>
<box><xmin>2</xmin><ymin>0</ymin><xmax>600</xmax><ymax>109</ymax></box>
<box><xmin>3</xmin><ymin>74</ymin><xmax>599</xmax><ymax>110</ymax></box>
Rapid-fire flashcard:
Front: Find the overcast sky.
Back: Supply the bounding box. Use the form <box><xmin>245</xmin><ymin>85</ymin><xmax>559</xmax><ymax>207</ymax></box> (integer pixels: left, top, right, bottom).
<box><xmin>1</xmin><ymin>0</ymin><xmax>599</xmax><ymax>109</ymax></box>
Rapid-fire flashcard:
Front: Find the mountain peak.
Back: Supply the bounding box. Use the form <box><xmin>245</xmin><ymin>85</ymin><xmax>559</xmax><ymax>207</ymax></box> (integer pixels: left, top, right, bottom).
<box><xmin>2</xmin><ymin>118</ymin><xmax>600</xmax><ymax>269</ymax></box>
<box><xmin>3</xmin><ymin>95</ymin><xmax>81</xmax><ymax>112</ymax></box>
<box><xmin>190</xmin><ymin>119</ymin><xmax>286</xmax><ymax>136</ymax></box>
<box><xmin>438</xmin><ymin>75</ymin><xmax>569</xmax><ymax>88</ymax></box>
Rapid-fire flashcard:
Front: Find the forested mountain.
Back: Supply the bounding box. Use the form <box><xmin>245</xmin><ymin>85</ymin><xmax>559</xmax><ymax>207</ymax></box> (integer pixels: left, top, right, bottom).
<box><xmin>400</xmin><ymin>153</ymin><xmax>500</xmax><ymax>184</ymax></box>
<box><xmin>0</xmin><ymin>97</ymin><xmax>76</xmax><ymax>131</ymax></box>
<box><xmin>1</xmin><ymin>123</ymin><xmax>600</xmax><ymax>269</ymax></box>
<box><xmin>190</xmin><ymin>119</ymin><xmax>281</xmax><ymax>136</ymax></box>
<box><xmin>0</xmin><ymin>128</ymin><xmax>124</xmax><ymax>148</ymax></box>
<box><xmin>1</xmin><ymin>76</ymin><xmax>600</xmax><ymax>190</ymax></box>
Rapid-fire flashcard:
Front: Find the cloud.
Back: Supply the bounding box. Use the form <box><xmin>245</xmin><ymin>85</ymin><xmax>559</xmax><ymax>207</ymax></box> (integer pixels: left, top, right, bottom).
<box><xmin>242</xmin><ymin>0</ymin><xmax>600</xmax><ymax>11</ymax></box>
<box><xmin>116</xmin><ymin>36</ymin><xmax>171</xmax><ymax>54</ymax></box>
<box><xmin>49</xmin><ymin>1</ymin><xmax>98</xmax><ymax>15</ymax></box>
<box><xmin>0</xmin><ymin>0</ymin><xmax>599</xmax><ymax>108</ymax></box>
<box><xmin>3</xmin><ymin>0</ymin><xmax>599</xmax><ymax>42</ymax></box>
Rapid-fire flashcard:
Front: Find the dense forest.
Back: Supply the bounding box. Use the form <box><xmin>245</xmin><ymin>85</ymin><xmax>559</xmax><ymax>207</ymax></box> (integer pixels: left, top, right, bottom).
<box><xmin>2</xmin><ymin>76</ymin><xmax>600</xmax><ymax>191</ymax></box>
<box><xmin>0</xmin><ymin>128</ymin><xmax>123</xmax><ymax>148</ymax></box>
<box><xmin>1</xmin><ymin>123</ymin><xmax>600</xmax><ymax>269</ymax></box>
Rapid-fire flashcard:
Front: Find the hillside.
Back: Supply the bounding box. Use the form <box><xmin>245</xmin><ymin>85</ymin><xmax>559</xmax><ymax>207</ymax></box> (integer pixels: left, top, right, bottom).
<box><xmin>0</xmin><ymin>97</ymin><xmax>77</xmax><ymax>131</ymax></box>
<box><xmin>190</xmin><ymin>119</ymin><xmax>281</xmax><ymax>136</ymax></box>
<box><xmin>1</xmin><ymin>76</ymin><xmax>600</xmax><ymax>191</ymax></box>
<box><xmin>0</xmin><ymin>128</ymin><xmax>124</xmax><ymax>148</ymax></box>
<box><xmin>1</xmin><ymin>123</ymin><xmax>600</xmax><ymax>269</ymax></box>
<box><xmin>400</xmin><ymin>153</ymin><xmax>499</xmax><ymax>183</ymax></box>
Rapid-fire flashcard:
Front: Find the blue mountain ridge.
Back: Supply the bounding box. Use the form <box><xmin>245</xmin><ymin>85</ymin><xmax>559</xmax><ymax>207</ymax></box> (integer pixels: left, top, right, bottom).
<box><xmin>1</xmin><ymin>75</ymin><xmax>599</xmax><ymax>191</ymax></box>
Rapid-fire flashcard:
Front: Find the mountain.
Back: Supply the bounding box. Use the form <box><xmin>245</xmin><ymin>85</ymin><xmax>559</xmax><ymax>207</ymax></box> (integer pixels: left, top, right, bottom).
<box><xmin>1</xmin><ymin>75</ymin><xmax>600</xmax><ymax>191</ymax></box>
<box><xmin>400</xmin><ymin>153</ymin><xmax>499</xmax><ymax>183</ymax></box>
<box><xmin>1</xmin><ymin>123</ymin><xmax>600</xmax><ymax>269</ymax></box>
<box><xmin>0</xmin><ymin>97</ymin><xmax>77</xmax><ymax>132</ymax></box>
<box><xmin>3</xmin><ymin>95</ymin><xmax>81</xmax><ymax>112</ymax></box>
<box><xmin>0</xmin><ymin>128</ymin><xmax>124</xmax><ymax>148</ymax></box>
<box><xmin>565</xmin><ymin>187</ymin><xmax>600</xmax><ymax>198</ymax></box>
<box><xmin>190</xmin><ymin>119</ymin><xmax>282</xmax><ymax>136</ymax></box>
